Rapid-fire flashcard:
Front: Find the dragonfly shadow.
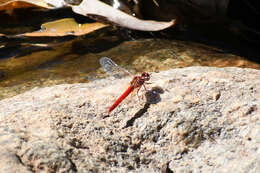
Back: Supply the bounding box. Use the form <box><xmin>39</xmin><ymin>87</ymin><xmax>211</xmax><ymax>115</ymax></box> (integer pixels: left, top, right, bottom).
<box><xmin>145</xmin><ymin>86</ymin><xmax>164</xmax><ymax>104</ymax></box>
<box><xmin>123</xmin><ymin>86</ymin><xmax>164</xmax><ymax>129</ymax></box>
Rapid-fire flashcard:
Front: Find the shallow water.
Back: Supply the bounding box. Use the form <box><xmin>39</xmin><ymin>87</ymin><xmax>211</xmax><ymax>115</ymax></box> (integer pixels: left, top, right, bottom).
<box><xmin>1</xmin><ymin>27</ymin><xmax>260</xmax><ymax>100</ymax></box>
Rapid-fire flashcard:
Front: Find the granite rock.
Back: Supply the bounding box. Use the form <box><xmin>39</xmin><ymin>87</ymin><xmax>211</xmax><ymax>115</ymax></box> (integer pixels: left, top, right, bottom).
<box><xmin>0</xmin><ymin>67</ymin><xmax>259</xmax><ymax>172</ymax></box>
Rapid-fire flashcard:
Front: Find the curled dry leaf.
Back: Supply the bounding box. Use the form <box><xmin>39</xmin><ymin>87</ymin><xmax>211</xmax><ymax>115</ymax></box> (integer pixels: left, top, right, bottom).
<box><xmin>0</xmin><ymin>0</ymin><xmax>52</xmax><ymax>10</ymax></box>
<box><xmin>46</xmin><ymin>0</ymin><xmax>175</xmax><ymax>31</ymax></box>
<box><xmin>21</xmin><ymin>18</ymin><xmax>108</xmax><ymax>37</ymax></box>
<box><xmin>71</xmin><ymin>0</ymin><xmax>175</xmax><ymax>31</ymax></box>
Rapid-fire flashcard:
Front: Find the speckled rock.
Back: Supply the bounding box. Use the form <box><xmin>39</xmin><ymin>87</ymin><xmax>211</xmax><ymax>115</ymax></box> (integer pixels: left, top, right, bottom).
<box><xmin>0</xmin><ymin>67</ymin><xmax>259</xmax><ymax>173</ymax></box>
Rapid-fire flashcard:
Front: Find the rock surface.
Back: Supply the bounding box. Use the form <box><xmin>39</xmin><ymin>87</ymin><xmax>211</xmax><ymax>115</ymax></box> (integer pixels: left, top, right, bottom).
<box><xmin>0</xmin><ymin>66</ymin><xmax>259</xmax><ymax>173</ymax></box>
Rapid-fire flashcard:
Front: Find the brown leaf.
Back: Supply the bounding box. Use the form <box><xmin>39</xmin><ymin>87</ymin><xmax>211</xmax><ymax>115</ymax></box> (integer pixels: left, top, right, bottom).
<box><xmin>0</xmin><ymin>0</ymin><xmax>52</xmax><ymax>10</ymax></box>
<box><xmin>46</xmin><ymin>0</ymin><xmax>176</xmax><ymax>31</ymax></box>
<box><xmin>21</xmin><ymin>18</ymin><xmax>108</xmax><ymax>37</ymax></box>
<box><xmin>71</xmin><ymin>0</ymin><xmax>175</xmax><ymax>31</ymax></box>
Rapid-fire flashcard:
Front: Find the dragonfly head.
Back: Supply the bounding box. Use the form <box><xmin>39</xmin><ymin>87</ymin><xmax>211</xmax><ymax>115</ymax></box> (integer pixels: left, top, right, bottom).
<box><xmin>141</xmin><ymin>72</ymin><xmax>150</xmax><ymax>81</ymax></box>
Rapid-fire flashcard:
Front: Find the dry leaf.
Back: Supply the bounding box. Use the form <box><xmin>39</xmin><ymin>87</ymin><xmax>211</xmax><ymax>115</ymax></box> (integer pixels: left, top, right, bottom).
<box><xmin>0</xmin><ymin>0</ymin><xmax>51</xmax><ymax>10</ymax></box>
<box><xmin>71</xmin><ymin>0</ymin><xmax>175</xmax><ymax>31</ymax></box>
<box><xmin>21</xmin><ymin>18</ymin><xmax>108</xmax><ymax>37</ymax></box>
<box><xmin>46</xmin><ymin>0</ymin><xmax>176</xmax><ymax>31</ymax></box>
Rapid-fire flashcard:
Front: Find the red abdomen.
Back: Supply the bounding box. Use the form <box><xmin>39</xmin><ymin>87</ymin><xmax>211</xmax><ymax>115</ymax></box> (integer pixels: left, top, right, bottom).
<box><xmin>108</xmin><ymin>85</ymin><xmax>134</xmax><ymax>113</ymax></box>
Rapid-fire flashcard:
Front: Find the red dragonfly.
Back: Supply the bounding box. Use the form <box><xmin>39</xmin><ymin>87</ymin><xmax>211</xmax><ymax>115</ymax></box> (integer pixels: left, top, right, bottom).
<box><xmin>99</xmin><ymin>57</ymin><xmax>150</xmax><ymax>114</ymax></box>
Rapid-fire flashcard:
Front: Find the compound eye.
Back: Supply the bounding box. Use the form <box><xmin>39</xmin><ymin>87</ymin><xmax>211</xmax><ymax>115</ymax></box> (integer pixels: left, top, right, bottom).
<box><xmin>142</xmin><ymin>72</ymin><xmax>150</xmax><ymax>80</ymax></box>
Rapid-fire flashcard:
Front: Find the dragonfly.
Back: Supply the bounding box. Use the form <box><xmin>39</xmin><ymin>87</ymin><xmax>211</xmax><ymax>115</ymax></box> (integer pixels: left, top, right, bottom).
<box><xmin>99</xmin><ymin>57</ymin><xmax>151</xmax><ymax>114</ymax></box>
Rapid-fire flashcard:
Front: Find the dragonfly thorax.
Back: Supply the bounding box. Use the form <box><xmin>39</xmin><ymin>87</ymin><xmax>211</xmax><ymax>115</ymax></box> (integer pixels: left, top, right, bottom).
<box><xmin>130</xmin><ymin>72</ymin><xmax>150</xmax><ymax>88</ymax></box>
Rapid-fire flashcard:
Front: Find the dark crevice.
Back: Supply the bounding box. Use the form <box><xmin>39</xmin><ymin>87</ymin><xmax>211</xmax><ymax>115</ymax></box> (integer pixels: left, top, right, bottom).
<box><xmin>161</xmin><ymin>161</ymin><xmax>174</xmax><ymax>173</ymax></box>
<box><xmin>245</xmin><ymin>104</ymin><xmax>257</xmax><ymax>115</ymax></box>
<box><xmin>15</xmin><ymin>153</ymin><xmax>24</xmax><ymax>166</ymax></box>
<box><xmin>15</xmin><ymin>154</ymin><xmax>35</xmax><ymax>173</ymax></box>
<box><xmin>68</xmin><ymin>158</ymin><xmax>78</xmax><ymax>172</ymax></box>
<box><xmin>65</xmin><ymin>149</ymin><xmax>78</xmax><ymax>172</ymax></box>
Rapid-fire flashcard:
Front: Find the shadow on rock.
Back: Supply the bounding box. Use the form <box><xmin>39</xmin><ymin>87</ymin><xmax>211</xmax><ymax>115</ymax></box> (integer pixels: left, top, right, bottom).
<box><xmin>123</xmin><ymin>86</ymin><xmax>164</xmax><ymax>129</ymax></box>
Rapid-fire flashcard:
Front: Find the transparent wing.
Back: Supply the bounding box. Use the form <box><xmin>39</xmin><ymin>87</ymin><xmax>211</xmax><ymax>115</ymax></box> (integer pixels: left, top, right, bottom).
<box><xmin>99</xmin><ymin>57</ymin><xmax>131</xmax><ymax>79</ymax></box>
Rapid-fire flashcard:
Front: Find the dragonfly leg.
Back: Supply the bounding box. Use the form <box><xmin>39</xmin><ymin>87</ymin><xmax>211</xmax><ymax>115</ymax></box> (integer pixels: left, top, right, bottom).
<box><xmin>136</xmin><ymin>87</ymin><xmax>143</xmax><ymax>103</ymax></box>
<box><xmin>137</xmin><ymin>86</ymin><xmax>148</xmax><ymax>104</ymax></box>
<box><xmin>143</xmin><ymin>84</ymin><xmax>147</xmax><ymax>91</ymax></box>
